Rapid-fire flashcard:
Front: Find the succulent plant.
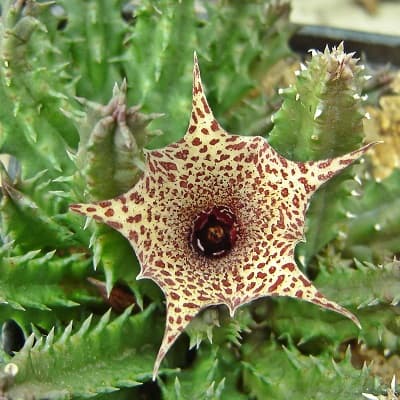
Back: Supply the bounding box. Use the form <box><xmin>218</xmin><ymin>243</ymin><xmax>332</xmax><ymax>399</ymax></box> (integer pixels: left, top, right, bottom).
<box><xmin>0</xmin><ymin>0</ymin><xmax>399</xmax><ymax>399</ymax></box>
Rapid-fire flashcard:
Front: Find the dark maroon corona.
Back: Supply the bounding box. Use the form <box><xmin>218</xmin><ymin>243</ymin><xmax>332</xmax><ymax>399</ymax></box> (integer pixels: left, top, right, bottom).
<box><xmin>191</xmin><ymin>206</ymin><xmax>238</xmax><ymax>257</ymax></box>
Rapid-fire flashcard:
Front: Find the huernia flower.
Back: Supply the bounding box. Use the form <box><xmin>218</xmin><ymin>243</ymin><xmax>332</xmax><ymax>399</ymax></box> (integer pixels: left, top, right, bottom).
<box><xmin>70</xmin><ymin>54</ymin><xmax>373</xmax><ymax>379</ymax></box>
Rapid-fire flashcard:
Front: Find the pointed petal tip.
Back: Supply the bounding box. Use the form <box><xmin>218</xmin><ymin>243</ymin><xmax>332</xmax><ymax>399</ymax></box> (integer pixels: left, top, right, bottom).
<box><xmin>351</xmin><ymin>312</ymin><xmax>362</xmax><ymax>329</ymax></box>
<box><xmin>192</xmin><ymin>52</ymin><xmax>202</xmax><ymax>88</ymax></box>
<box><xmin>343</xmin><ymin>141</ymin><xmax>379</xmax><ymax>164</ymax></box>
<box><xmin>69</xmin><ymin>203</ymin><xmax>85</xmax><ymax>215</ymax></box>
<box><xmin>152</xmin><ymin>349</ymin><xmax>165</xmax><ymax>381</ymax></box>
<box><xmin>359</xmin><ymin>140</ymin><xmax>380</xmax><ymax>153</ymax></box>
<box><xmin>187</xmin><ymin>51</ymin><xmax>216</xmax><ymax>134</ymax></box>
<box><xmin>152</xmin><ymin>367</ymin><xmax>159</xmax><ymax>381</ymax></box>
<box><xmin>332</xmin><ymin>302</ymin><xmax>362</xmax><ymax>329</ymax></box>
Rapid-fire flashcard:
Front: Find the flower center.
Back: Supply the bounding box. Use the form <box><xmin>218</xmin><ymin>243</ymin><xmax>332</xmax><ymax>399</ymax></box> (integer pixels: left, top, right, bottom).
<box><xmin>191</xmin><ymin>206</ymin><xmax>238</xmax><ymax>258</ymax></box>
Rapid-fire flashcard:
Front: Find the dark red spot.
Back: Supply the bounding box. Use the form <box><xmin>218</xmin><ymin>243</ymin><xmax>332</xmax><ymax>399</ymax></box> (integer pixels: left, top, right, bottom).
<box><xmin>108</xmin><ymin>221</ymin><xmax>122</xmax><ymax>230</ymax></box>
<box><xmin>276</xmin><ymin>209</ymin><xmax>285</xmax><ymax>229</ymax></box>
<box><xmin>127</xmin><ymin>214</ymin><xmax>142</xmax><ymax>223</ymax></box>
<box><xmin>279</xmin><ymin>244</ymin><xmax>292</xmax><ymax>256</ymax></box>
<box><xmin>212</xmin><ymin>283</ymin><xmax>221</xmax><ymax>291</ymax></box>
<box><xmin>196</xmin><ymin>107</ymin><xmax>205</xmax><ymax>118</ymax></box>
<box><xmin>298</xmin><ymin>163</ymin><xmax>308</xmax><ymax>173</ymax></box>
<box><xmin>175</xmin><ymin>150</ymin><xmax>189</xmax><ymax>160</ymax></box>
<box><xmin>299</xmin><ymin>275</ymin><xmax>311</xmax><ymax>287</ymax></box>
<box><xmin>210</xmin><ymin>138</ymin><xmax>219</xmax><ymax>145</ymax></box>
<box><xmin>222</xmin><ymin>279</ymin><xmax>230</xmax><ymax>287</ymax></box>
<box><xmin>254</xmin><ymin>283</ymin><xmax>265</xmax><ymax>293</ymax></box>
<box><xmin>170</xmin><ymin>292</ymin><xmax>180</xmax><ymax>300</ymax></box>
<box><xmin>105</xmin><ymin>209</ymin><xmax>114</xmax><ymax>217</ymax></box>
<box><xmin>201</xmin><ymin>97</ymin><xmax>210</xmax><ymax>114</ymax></box>
<box><xmin>99</xmin><ymin>201</ymin><xmax>112</xmax><ymax>208</ymax></box>
<box><xmin>182</xmin><ymin>302</ymin><xmax>198</xmax><ymax>309</ymax></box>
<box><xmin>295</xmin><ymin>290</ymin><xmax>303</xmax><ymax>298</ymax></box>
<box><xmin>317</xmin><ymin>160</ymin><xmax>332</xmax><ymax>168</ymax></box>
<box><xmin>268</xmin><ymin>275</ymin><xmax>285</xmax><ymax>292</ymax></box>
<box><xmin>164</xmin><ymin>278</ymin><xmax>175</xmax><ymax>286</ymax></box>
<box><xmin>279</xmin><ymin>156</ymin><xmax>288</xmax><ymax>168</ymax></box>
<box><xmin>167</xmin><ymin>335</ymin><xmax>176</xmax><ymax>343</ymax></box>
<box><xmin>211</xmin><ymin>119</ymin><xmax>219</xmax><ymax>131</ymax></box>
<box><xmin>189</xmin><ymin>125</ymin><xmax>196</xmax><ymax>133</ymax></box>
<box><xmin>318</xmin><ymin>172</ymin><xmax>334</xmax><ymax>181</ymax></box>
<box><xmin>87</xmin><ymin>207</ymin><xmax>96</xmax><ymax>212</ymax></box>
<box><xmin>339</xmin><ymin>158</ymin><xmax>352</xmax><ymax>165</ymax></box>
<box><xmin>128</xmin><ymin>230</ymin><xmax>138</xmax><ymax>241</ymax></box>
<box><xmin>160</xmin><ymin>161</ymin><xmax>177</xmax><ymax>171</ymax></box>
<box><xmin>148</xmin><ymin>161</ymin><xmax>156</xmax><ymax>173</ymax></box>
<box><xmin>257</xmin><ymin>272</ymin><xmax>267</xmax><ymax>279</ymax></box>
<box><xmin>281</xmin><ymin>188</ymin><xmax>289</xmax><ymax>197</ymax></box>
<box><xmin>282</xmin><ymin>263</ymin><xmax>295</xmax><ymax>271</ymax></box>
<box><xmin>226</xmin><ymin>141</ymin><xmax>247</xmax><ymax>151</ymax></box>
<box><xmin>192</xmin><ymin>137</ymin><xmax>201</xmax><ymax>146</ymax></box>
<box><xmin>152</xmin><ymin>151</ymin><xmax>163</xmax><ymax>158</ymax></box>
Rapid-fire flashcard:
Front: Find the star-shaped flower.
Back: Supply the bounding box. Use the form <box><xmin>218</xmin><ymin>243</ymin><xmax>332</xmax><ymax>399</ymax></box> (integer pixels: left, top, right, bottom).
<box><xmin>70</xmin><ymin>54</ymin><xmax>373</xmax><ymax>379</ymax></box>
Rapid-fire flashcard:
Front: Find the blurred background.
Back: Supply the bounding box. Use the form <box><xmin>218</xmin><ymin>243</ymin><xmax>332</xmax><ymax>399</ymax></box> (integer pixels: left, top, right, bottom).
<box><xmin>2</xmin><ymin>0</ymin><xmax>400</xmax><ymax>173</ymax></box>
<box><xmin>291</xmin><ymin>0</ymin><xmax>400</xmax><ymax>35</ymax></box>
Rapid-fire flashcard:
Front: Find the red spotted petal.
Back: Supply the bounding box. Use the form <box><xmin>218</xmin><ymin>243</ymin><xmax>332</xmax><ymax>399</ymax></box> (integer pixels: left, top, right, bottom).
<box><xmin>70</xmin><ymin>53</ymin><xmax>374</xmax><ymax>379</ymax></box>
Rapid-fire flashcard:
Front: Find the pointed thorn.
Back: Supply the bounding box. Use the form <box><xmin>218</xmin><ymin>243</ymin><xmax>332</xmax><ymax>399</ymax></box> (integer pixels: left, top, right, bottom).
<box><xmin>354</xmin><ymin>175</ymin><xmax>362</xmax><ymax>185</ymax></box>
<box><xmin>390</xmin><ymin>375</ymin><xmax>396</xmax><ymax>392</ymax></box>
<box><xmin>374</xmin><ymin>223</ymin><xmax>382</xmax><ymax>231</ymax></box>
<box><xmin>4</xmin><ymin>363</ymin><xmax>18</xmax><ymax>377</ymax></box>
<box><xmin>351</xmin><ymin>189</ymin><xmax>361</xmax><ymax>197</ymax></box>
<box><xmin>383</xmin><ymin>348</ymin><xmax>391</xmax><ymax>357</ymax></box>
<box><xmin>314</xmin><ymin>107</ymin><xmax>323</xmax><ymax>120</ymax></box>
